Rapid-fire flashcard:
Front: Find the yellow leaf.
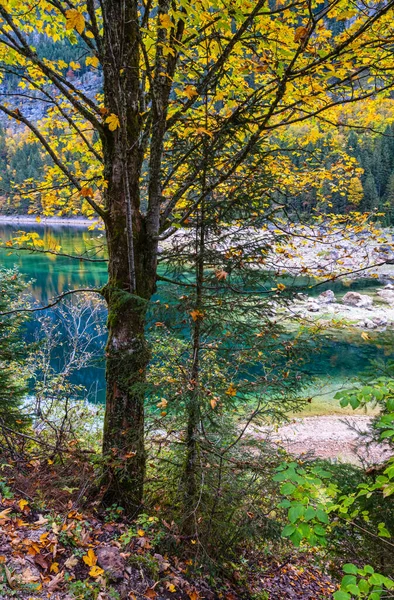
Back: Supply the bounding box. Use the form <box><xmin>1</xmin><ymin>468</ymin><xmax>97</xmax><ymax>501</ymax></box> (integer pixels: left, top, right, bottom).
<box><xmin>85</xmin><ymin>30</ymin><xmax>95</xmax><ymax>39</ymax></box>
<box><xmin>361</xmin><ymin>332</ymin><xmax>370</xmax><ymax>341</ymax></box>
<box><xmin>50</xmin><ymin>562</ymin><xmax>59</xmax><ymax>574</ymax></box>
<box><xmin>159</xmin><ymin>14</ymin><xmax>172</xmax><ymax>29</ymax></box>
<box><xmin>225</xmin><ymin>383</ymin><xmax>237</xmax><ymax>397</ymax></box>
<box><xmin>157</xmin><ymin>399</ymin><xmax>168</xmax><ymax>409</ymax></box>
<box><xmin>86</xmin><ymin>56</ymin><xmax>100</xmax><ymax>68</ymax></box>
<box><xmin>137</xmin><ymin>529</ymin><xmax>145</xmax><ymax>537</ymax></box>
<box><xmin>105</xmin><ymin>113</ymin><xmax>120</xmax><ymax>131</ymax></box>
<box><xmin>276</xmin><ymin>283</ymin><xmax>286</xmax><ymax>291</ymax></box>
<box><xmin>166</xmin><ymin>582</ymin><xmax>176</xmax><ymax>593</ymax></box>
<box><xmin>190</xmin><ymin>309</ymin><xmax>204</xmax><ymax>321</ymax></box>
<box><xmin>65</xmin><ymin>9</ymin><xmax>85</xmax><ymax>34</ymax></box>
<box><xmin>89</xmin><ymin>565</ymin><xmax>104</xmax><ymax>578</ymax></box>
<box><xmin>82</xmin><ymin>548</ymin><xmax>97</xmax><ymax>567</ymax></box>
<box><xmin>18</xmin><ymin>499</ymin><xmax>29</xmax><ymax>511</ymax></box>
<box><xmin>184</xmin><ymin>85</ymin><xmax>198</xmax><ymax>100</ymax></box>
<box><xmin>35</xmin><ymin>216</ymin><xmax>41</xmax><ymax>223</ymax></box>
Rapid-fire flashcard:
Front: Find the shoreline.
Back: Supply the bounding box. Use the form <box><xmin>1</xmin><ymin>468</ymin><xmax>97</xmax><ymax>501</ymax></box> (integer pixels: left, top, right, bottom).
<box><xmin>0</xmin><ymin>214</ymin><xmax>98</xmax><ymax>226</ymax></box>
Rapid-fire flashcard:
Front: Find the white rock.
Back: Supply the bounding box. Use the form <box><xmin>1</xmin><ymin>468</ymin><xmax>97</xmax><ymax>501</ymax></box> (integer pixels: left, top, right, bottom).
<box><xmin>318</xmin><ymin>290</ymin><xmax>336</xmax><ymax>303</ymax></box>
<box><xmin>342</xmin><ymin>292</ymin><xmax>373</xmax><ymax>308</ymax></box>
<box><xmin>377</xmin><ymin>289</ymin><xmax>394</xmax><ymax>305</ymax></box>
<box><xmin>307</xmin><ymin>301</ymin><xmax>320</xmax><ymax>312</ymax></box>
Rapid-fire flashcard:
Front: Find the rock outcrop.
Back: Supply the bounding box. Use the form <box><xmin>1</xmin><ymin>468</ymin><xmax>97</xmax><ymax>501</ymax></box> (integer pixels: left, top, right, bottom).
<box><xmin>342</xmin><ymin>291</ymin><xmax>373</xmax><ymax>308</ymax></box>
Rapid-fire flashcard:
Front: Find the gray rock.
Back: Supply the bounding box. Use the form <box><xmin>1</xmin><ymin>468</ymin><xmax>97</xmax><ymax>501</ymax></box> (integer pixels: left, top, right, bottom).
<box><xmin>96</xmin><ymin>546</ymin><xmax>125</xmax><ymax>581</ymax></box>
<box><xmin>362</xmin><ymin>319</ymin><xmax>376</xmax><ymax>329</ymax></box>
<box><xmin>318</xmin><ymin>290</ymin><xmax>336</xmax><ymax>303</ymax></box>
<box><xmin>377</xmin><ymin>289</ymin><xmax>394</xmax><ymax>305</ymax></box>
<box><xmin>372</xmin><ymin>316</ymin><xmax>388</xmax><ymax>327</ymax></box>
<box><xmin>342</xmin><ymin>292</ymin><xmax>373</xmax><ymax>308</ymax></box>
<box><xmin>307</xmin><ymin>301</ymin><xmax>320</xmax><ymax>312</ymax></box>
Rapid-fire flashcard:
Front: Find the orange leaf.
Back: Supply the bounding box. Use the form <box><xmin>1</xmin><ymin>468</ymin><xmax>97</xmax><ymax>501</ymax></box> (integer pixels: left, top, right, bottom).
<box><xmin>80</xmin><ymin>186</ymin><xmax>94</xmax><ymax>198</ymax></box>
<box><xmin>190</xmin><ymin>309</ymin><xmax>204</xmax><ymax>322</ymax></box>
<box><xmin>294</xmin><ymin>26</ymin><xmax>308</xmax><ymax>42</ymax></box>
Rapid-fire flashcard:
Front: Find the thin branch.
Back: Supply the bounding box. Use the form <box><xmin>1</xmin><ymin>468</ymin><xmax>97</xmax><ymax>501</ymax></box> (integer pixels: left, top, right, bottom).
<box><xmin>0</xmin><ymin>288</ymin><xmax>103</xmax><ymax>317</ymax></box>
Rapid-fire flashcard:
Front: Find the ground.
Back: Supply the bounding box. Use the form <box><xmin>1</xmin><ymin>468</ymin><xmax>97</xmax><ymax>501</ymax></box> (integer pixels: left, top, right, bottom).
<box><xmin>0</xmin><ymin>474</ymin><xmax>340</xmax><ymax>600</ymax></box>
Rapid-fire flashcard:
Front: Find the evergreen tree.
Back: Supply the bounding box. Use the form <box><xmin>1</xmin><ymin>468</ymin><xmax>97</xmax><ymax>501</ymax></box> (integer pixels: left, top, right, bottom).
<box><xmin>0</xmin><ymin>269</ymin><xmax>29</xmax><ymax>430</ymax></box>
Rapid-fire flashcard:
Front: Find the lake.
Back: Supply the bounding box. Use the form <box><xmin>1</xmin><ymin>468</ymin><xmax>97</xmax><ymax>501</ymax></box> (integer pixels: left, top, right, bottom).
<box><xmin>1</xmin><ymin>222</ymin><xmax>393</xmax><ymax>412</ymax></box>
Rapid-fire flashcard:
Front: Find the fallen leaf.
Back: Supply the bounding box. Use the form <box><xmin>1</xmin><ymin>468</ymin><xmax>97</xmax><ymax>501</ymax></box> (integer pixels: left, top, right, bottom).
<box><xmin>21</xmin><ymin>567</ymin><xmax>40</xmax><ymax>583</ymax></box>
<box><xmin>0</xmin><ymin>508</ymin><xmax>12</xmax><ymax>520</ymax></box>
<box><xmin>64</xmin><ymin>555</ymin><xmax>79</xmax><ymax>569</ymax></box>
<box><xmin>34</xmin><ymin>514</ymin><xmax>49</xmax><ymax>525</ymax></box>
<box><xmin>89</xmin><ymin>565</ymin><xmax>105</xmax><ymax>577</ymax></box>
<box><xmin>18</xmin><ymin>499</ymin><xmax>29</xmax><ymax>511</ymax></box>
<box><xmin>47</xmin><ymin>570</ymin><xmax>64</xmax><ymax>591</ymax></box>
<box><xmin>50</xmin><ymin>562</ymin><xmax>59</xmax><ymax>574</ymax></box>
<box><xmin>83</xmin><ymin>548</ymin><xmax>97</xmax><ymax>567</ymax></box>
<box><xmin>4</xmin><ymin>565</ymin><xmax>15</xmax><ymax>588</ymax></box>
<box><xmin>34</xmin><ymin>553</ymin><xmax>49</xmax><ymax>570</ymax></box>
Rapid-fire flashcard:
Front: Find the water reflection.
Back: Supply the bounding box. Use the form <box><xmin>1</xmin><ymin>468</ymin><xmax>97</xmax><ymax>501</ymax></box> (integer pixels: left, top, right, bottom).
<box><xmin>1</xmin><ymin>224</ymin><xmax>394</xmax><ymax>410</ymax></box>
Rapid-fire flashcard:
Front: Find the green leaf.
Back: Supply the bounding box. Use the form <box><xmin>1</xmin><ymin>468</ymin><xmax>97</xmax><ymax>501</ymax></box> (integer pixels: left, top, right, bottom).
<box><xmin>282</xmin><ymin>524</ymin><xmax>295</xmax><ymax>537</ymax></box>
<box><xmin>342</xmin><ymin>575</ymin><xmax>357</xmax><ymax>588</ymax></box>
<box><xmin>313</xmin><ymin>524</ymin><xmax>326</xmax><ymax>536</ymax></box>
<box><xmin>346</xmin><ymin>584</ymin><xmax>360</xmax><ymax>596</ymax></box>
<box><xmin>281</xmin><ymin>482</ymin><xmax>296</xmax><ymax>495</ymax></box>
<box><xmin>316</xmin><ymin>508</ymin><xmax>329</xmax><ymax>524</ymax></box>
<box><xmin>333</xmin><ymin>591</ymin><xmax>350</xmax><ymax>600</ymax></box>
<box><xmin>288</xmin><ymin>504</ymin><xmax>305</xmax><ymax>523</ymax></box>
<box><xmin>304</xmin><ymin>506</ymin><xmax>315</xmax><ymax>521</ymax></box>
<box><xmin>358</xmin><ymin>579</ymin><xmax>369</xmax><ymax>593</ymax></box>
<box><xmin>289</xmin><ymin>529</ymin><xmax>302</xmax><ymax>547</ymax></box>
<box><xmin>343</xmin><ymin>564</ymin><xmax>358</xmax><ymax>575</ymax></box>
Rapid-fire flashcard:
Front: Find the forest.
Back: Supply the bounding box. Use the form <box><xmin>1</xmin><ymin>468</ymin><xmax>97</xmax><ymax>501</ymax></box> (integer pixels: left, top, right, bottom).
<box><xmin>0</xmin><ymin>1</ymin><xmax>394</xmax><ymax>599</ymax></box>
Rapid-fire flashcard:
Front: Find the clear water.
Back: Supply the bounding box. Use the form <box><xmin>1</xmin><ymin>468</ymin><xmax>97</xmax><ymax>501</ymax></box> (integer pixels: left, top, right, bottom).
<box><xmin>1</xmin><ymin>223</ymin><xmax>393</xmax><ymax>410</ymax></box>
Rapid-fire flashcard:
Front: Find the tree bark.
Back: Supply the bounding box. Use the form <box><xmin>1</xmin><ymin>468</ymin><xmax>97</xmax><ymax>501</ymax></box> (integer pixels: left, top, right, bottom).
<box><xmin>99</xmin><ymin>0</ymin><xmax>158</xmax><ymax>511</ymax></box>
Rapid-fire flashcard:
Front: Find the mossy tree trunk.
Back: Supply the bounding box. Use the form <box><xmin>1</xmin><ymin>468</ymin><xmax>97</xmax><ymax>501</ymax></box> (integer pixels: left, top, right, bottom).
<box><xmin>99</xmin><ymin>0</ymin><xmax>160</xmax><ymax>511</ymax></box>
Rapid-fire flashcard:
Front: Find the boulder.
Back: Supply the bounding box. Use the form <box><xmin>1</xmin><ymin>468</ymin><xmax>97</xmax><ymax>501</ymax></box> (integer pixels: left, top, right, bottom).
<box><xmin>306</xmin><ymin>301</ymin><xmax>320</xmax><ymax>312</ymax></box>
<box><xmin>377</xmin><ymin>289</ymin><xmax>394</xmax><ymax>305</ymax></box>
<box><xmin>96</xmin><ymin>546</ymin><xmax>125</xmax><ymax>581</ymax></box>
<box><xmin>362</xmin><ymin>319</ymin><xmax>377</xmax><ymax>329</ymax></box>
<box><xmin>342</xmin><ymin>292</ymin><xmax>373</xmax><ymax>308</ymax></box>
<box><xmin>372</xmin><ymin>316</ymin><xmax>388</xmax><ymax>327</ymax></box>
<box><xmin>318</xmin><ymin>290</ymin><xmax>336</xmax><ymax>303</ymax></box>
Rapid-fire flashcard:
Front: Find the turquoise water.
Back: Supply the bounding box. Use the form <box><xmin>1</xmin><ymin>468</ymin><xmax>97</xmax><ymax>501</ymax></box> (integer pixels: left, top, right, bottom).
<box><xmin>1</xmin><ymin>223</ymin><xmax>393</xmax><ymax>410</ymax></box>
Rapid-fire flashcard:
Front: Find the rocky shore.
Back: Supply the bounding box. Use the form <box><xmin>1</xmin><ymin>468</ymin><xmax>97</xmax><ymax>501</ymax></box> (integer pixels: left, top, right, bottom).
<box><xmin>289</xmin><ymin>285</ymin><xmax>394</xmax><ymax>330</ymax></box>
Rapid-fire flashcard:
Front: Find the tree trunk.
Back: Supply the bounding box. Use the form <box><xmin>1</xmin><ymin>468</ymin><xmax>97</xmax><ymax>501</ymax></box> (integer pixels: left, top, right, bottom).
<box><xmin>98</xmin><ymin>0</ymin><xmax>159</xmax><ymax>511</ymax></box>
